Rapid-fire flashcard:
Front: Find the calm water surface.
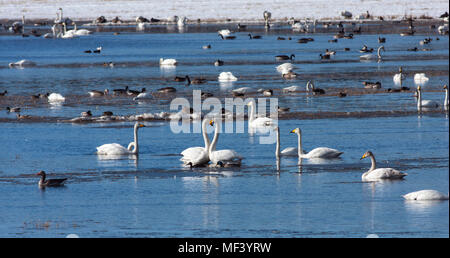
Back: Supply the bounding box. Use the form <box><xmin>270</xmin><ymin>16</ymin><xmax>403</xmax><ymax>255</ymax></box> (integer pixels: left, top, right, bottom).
<box><xmin>0</xmin><ymin>24</ymin><xmax>448</xmax><ymax>237</ymax></box>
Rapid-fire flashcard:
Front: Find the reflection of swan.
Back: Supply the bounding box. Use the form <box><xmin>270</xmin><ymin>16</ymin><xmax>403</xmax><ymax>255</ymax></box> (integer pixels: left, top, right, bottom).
<box><xmin>180</xmin><ymin>118</ymin><xmax>211</xmax><ymax>166</ymax></box>
<box><xmin>360</xmin><ymin>151</ymin><xmax>407</xmax><ymax>181</ymax></box>
<box><xmin>218</xmin><ymin>72</ymin><xmax>238</xmax><ymax>81</ymax></box>
<box><xmin>393</xmin><ymin>67</ymin><xmax>405</xmax><ymax>85</ymax></box>
<box><xmin>403</xmin><ymin>190</ymin><xmax>449</xmax><ymax>200</ymax></box>
<box><xmin>290</xmin><ymin>128</ymin><xmax>343</xmax><ymax>159</ymax></box>
<box><xmin>160</xmin><ymin>58</ymin><xmax>178</xmax><ymax>66</ymax></box>
<box><xmin>96</xmin><ymin>123</ymin><xmax>145</xmax><ymax>155</ymax></box>
<box><xmin>360</xmin><ymin>46</ymin><xmax>384</xmax><ymax>60</ymax></box>
<box><xmin>247</xmin><ymin>100</ymin><xmax>274</xmax><ymax>127</ymax></box>
<box><xmin>413</xmin><ymin>73</ymin><xmax>429</xmax><ymax>84</ymax></box>
<box><xmin>209</xmin><ymin>119</ymin><xmax>243</xmax><ymax>166</ymax></box>
<box><xmin>417</xmin><ymin>86</ymin><xmax>439</xmax><ymax>109</ymax></box>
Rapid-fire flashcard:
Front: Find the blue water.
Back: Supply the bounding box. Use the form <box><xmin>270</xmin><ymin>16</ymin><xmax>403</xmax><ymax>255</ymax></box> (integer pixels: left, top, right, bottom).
<box><xmin>0</xmin><ymin>25</ymin><xmax>448</xmax><ymax>237</ymax></box>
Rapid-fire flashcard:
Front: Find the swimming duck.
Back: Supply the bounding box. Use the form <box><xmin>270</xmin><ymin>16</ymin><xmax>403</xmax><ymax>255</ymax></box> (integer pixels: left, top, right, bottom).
<box><xmin>275</xmin><ymin>54</ymin><xmax>295</xmax><ymax>61</ymax></box>
<box><xmin>36</xmin><ymin>171</ymin><xmax>67</xmax><ymax>187</ymax></box>
<box><xmin>214</xmin><ymin>59</ymin><xmax>224</xmax><ymax>66</ymax></box>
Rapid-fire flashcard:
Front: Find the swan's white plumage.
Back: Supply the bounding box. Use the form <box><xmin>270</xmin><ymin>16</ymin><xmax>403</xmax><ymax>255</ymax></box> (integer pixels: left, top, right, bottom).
<box><xmin>283</xmin><ymin>85</ymin><xmax>302</xmax><ymax>92</ymax></box>
<box><xmin>96</xmin><ymin>143</ymin><xmax>131</xmax><ymax>155</ymax></box>
<box><xmin>218</xmin><ymin>72</ymin><xmax>238</xmax><ymax>81</ymax></box>
<box><xmin>276</xmin><ymin>63</ymin><xmax>295</xmax><ymax>74</ymax></box>
<box><xmin>160</xmin><ymin>58</ymin><xmax>178</xmax><ymax>66</ymax></box>
<box><xmin>403</xmin><ymin>190</ymin><xmax>449</xmax><ymax>200</ymax></box>
<box><xmin>48</xmin><ymin>93</ymin><xmax>65</xmax><ymax>103</ymax></box>
<box><xmin>208</xmin><ymin>119</ymin><xmax>243</xmax><ymax>166</ymax></box>
<box><xmin>414</xmin><ymin>73</ymin><xmax>429</xmax><ymax>84</ymax></box>
<box><xmin>180</xmin><ymin>119</ymin><xmax>211</xmax><ymax>166</ymax></box>
<box><xmin>247</xmin><ymin>100</ymin><xmax>274</xmax><ymax>128</ymax></box>
<box><xmin>9</xmin><ymin>59</ymin><xmax>36</xmax><ymax>67</ymax></box>
<box><xmin>302</xmin><ymin>147</ymin><xmax>343</xmax><ymax>159</ymax></box>
<box><xmin>360</xmin><ymin>151</ymin><xmax>407</xmax><ymax>181</ymax></box>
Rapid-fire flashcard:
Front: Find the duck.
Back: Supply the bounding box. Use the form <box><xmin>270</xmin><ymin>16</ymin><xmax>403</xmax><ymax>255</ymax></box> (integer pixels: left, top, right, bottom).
<box><xmin>359</xmin><ymin>45</ymin><xmax>374</xmax><ymax>53</ymax></box>
<box><xmin>127</xmin><ymin>87</ymin><xmax>146</xmax><ymax>96</ymax></box>
<box><xmin>319</xmin><ymin>53</ymin><xmax>331</xmax><ymax>60</ymax></box>
<box><xmin>36</xmin><ymin>171</ymin><xmax>67</xmax><ymax>187</ymax></box>
<box><xmin>282</xmin><ymin>71</ymin><xmax>297</xmax><ymax>79</ymax></box>
<box><xmin>88</xmin><ymin>89</ymin><xmax>109</xmax><ymax>97</ymax></box>
<box><xmin>325</xmin><ymin>49</ymin><xmax>336</xmax><ymax>55</ymax></box>
<box><xmin>93</xmin><ymin>47</ymin><xmax>102</xmax><ymax>53</ymax></box>
<box><xmin>363</xmin><ymin>81</ymin><xmax>382</xmax><ymax>89</ymax></box>
<box><xmin>219</xmin><ymin>34</ymin><xmax>236</xmax><ymax>40</ymax></box>
<box><xmin>174</xmin><ymin>75</ymin><xmax>189</xmax><ymax>82</ymax></box>
<box><xmin>0</xmin><ymin>90</ymin><xmax>7</xmax><ymax>96</ymax></box>
<box><xmin>214</xmin><ymin>59</ymin><xmax>224</xmax><ymax>66</ymax></box>
<box><xmin>186</xmin><ymin>76</ymin><xmax>207</xmax><ymax>85</ymax></box>
<box><xmin>16</xmin><ymin>113</ymin><xmax>32</xmax><ymax>120</ymax></box>
<box><xmin>275</xmin><ymin>54</ymin><xmax>295</xmax><ymax>61</ymax></box>
<box><xmin>378</xmin><ymin>37</ymin><xmax>386</xmax><ymax>43</ymax></box>
<box><xmin>6</xmin><ymin>107</ymin><xmax>20</xmax><ymax>112</ymax></box>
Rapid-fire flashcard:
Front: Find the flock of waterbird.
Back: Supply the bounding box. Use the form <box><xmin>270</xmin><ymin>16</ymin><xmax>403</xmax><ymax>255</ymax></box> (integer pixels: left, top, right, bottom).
<box><xmin>2</xmin><ymin>9</ymin><xmax>449</xmax><ymax>201</ymax></box>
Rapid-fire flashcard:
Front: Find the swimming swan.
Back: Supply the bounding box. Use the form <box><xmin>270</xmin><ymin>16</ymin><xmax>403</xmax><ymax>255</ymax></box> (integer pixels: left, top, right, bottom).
<box><xmin>208</xmin><ymin>119</ymin><xmax>243</xmax><ymax>166</ymax></box>
<box><xmin>96</xmin><ymin>123</ymin><xmax>145</xmax><ymax>155</ymax></box>
<box><xmin>416</xmin><ymin>85</ymin><xmax>439</xmax><ymax>109</ymax></box>
<box><xmin>360</xmin><ymin>151</ymin><xmax>407</xmax><ymax>181</ymax></box>
<box><xmin>160</xmin><ymin>58</ymin><xmax>178</xmax><ymax>66</ymax></box>
<box><xmin>393</xmin><ymin>66</ymin><xmax>405</xmax><ymax>85</ymax></box>
<box><xmin>180</xmin><ymin>118</ymin><xmax>211</xmax><ymax>166</ymax></box>
<box><xmin>218</xmin><ymin>72</ymin><xmax>238</xmax><ymax>81</ymax></box>
<box><xmin>414</xmin><ymin>73</ymin><xmax>429</xmax><ymax>84</ymax></box>
<box><xmin>360</xmin><ymin>45</ymin><xmax>384</xmax><ymax>61</ymax></box>
<box><xmin>47</xmin><ymin>93</ymin><xmax>65</xmax><ymax>103</ymax></box>
<box><xmin>9</xmin><ymin>59</ymin><xmax>36</xmax><ymax>68</ymax></box>
<box><xmin>290</xmin><ymin>128</ymin><xmax>343</xmax><ymax>159</ymax></box>
<box><xmin>247</xmin><ymin>100</ymin><xmax>274</xmax><ymax>128</ymax></box>
<box><xmin>273</xmin><ymin>126</ymin><xmax>305</xmax><ymax>157</ymax></box>
<box><xmin>403</xmin><ymin>190</ymin><xmax>449</xmax><ymax>200</ymax></box>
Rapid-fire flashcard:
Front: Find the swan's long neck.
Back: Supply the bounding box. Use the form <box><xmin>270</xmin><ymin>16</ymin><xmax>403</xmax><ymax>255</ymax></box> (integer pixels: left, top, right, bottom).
<box><xmin>275</xmin><ymin>128</ymin><xmax>280</xmax><ymax>158</ymax></box>
<box><xmin>128</xmin><ymin>124</ymin><xmax>139</xmax><ymax>154</ymax></box>
<box><xmin>209</xmin><ymin>120</ymin><xmax>220</xmax><ymax>155</ymax></box>
<box><xmin>201</xmin><ymin>119</ymin><xmax>210</xmax><ymax>150</ymax></box>
<box><xmin>297</xmin><ymin>131</ymin><xmax>303</xmax><ymax>157</ymax></box>
<box><xmin>73</xmin><ymin>23</ymin><xmax>77</xmax><ymax>32</ymax></box>
<box><xmin>417</xmin><ymin>89</ymin><xmax>422</xmax><ymax>109</ymax></box>
<box><xmin>377</xmin><ymin>47</ymin><xmax>383</xmax><ymax>59</ymax></box>
<box><xmin>444</xmin><ymin>88</ymin><xmax>449</xmax><ymax>108</ymax></box>
<box><xmin>248</xmin><ymin>101</ymin><xmax>256</xmax><ymax>123</ymax></box>
<box><xmin>368</xmin><ymin>154</ymin><xmax>376</xmax><ymax>172</ymax></box>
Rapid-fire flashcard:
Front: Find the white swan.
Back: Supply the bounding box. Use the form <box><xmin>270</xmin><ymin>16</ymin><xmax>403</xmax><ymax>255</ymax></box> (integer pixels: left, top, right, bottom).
<box><xmin>71</xmin><ymin>22</ymin><xmax>92</xmax><ymax>36</ymax></box>
<box><xmin>96</xmin><ymin>123</ymin><xmax>145</xmax><ymax>155</ymax></box>
<box><xmin>232</xmin><ymin>87</ymin><xmax>256</xmax><ymax>94</ymax></box>
<box><xmin>218</xmin><ymin>72</ymin><xmax>238</xmax><ymax>81</ymax></box>
<box><xmin>160</xmin><ymin>58</ymin><xmax>178</xmax><ymax>66</ymax></box>
<box><xmin>403</xmin><ymin>190</ymin><xmax>449</xmax><ymax>200</ymax></box>
<box><xmin>218</xmin><ymin>29</ymin><xmax>232</xmax><ymax>36</ymax></box>
<box><xmin>290</xmin><ymin>128</ymin><xmax>343</xmax><ymax>159</ymax></box>
<box><xmin>282</xmin><ymin>85</ymin><xmax>302</xmax><ymax>93</ymax></box>
<box><xmin>208</xmin><ymin>119</ymin><xmax>243</xmax><ymax>166</ymax></box>
<box><xmin>60</xmin><ymin>23</ymin><xmax>78</xmax><ymax>39</ymax></box>
<box><xmin>444</xmin><ymin>85</ymin><xmax>449</xmax><ymax>109</ymax></box>
<box><xmin>273</xmin><ymin>126</ymin><xmax>303</xmax><ymax>157</ymax></box>
<box><xmin>360</xmin><ymin>45</ymin><xmax>384</xmax><ymax>60</ymax></box>
<box><xmin>414</xmin><ymin>73</ymin><xmax>429</xmax><ymax>84</ymax></box>
<box><xmin>9</xmin><ymin>59</ymin><xmax>36</xmax><ymax>68</ymax></box>
<box><xmin>360</xmin><ymin>151</ymin><xmax>407</xmax><ymax>181</ymax></box>
<box><xmin>393</xmin><ymin>67</ymin><xmax>405</xmax><ymax>85</ymax></box>
<box><xmin>180</xmin><ymin>118</ymin><xmax>211</xmax><ymax>166</ymax></box>
<box><xmin>276</xmin><ymin>63</ymin><xmax>295</xmax><ymax>74</ymax></box>
<box><xmin>47</xmin><ymin>93</ymin><xmax>65</xmax><ymax>103</ymax></box>
<box><xmin>246</xmin><ymin>100</ymin><xmax>274</xmax><ymax>128</ymax></box>
<box><xmin>133</xmin><ymin>92</ymin><xmax>152</xmax><ymax>100</ymax></box>
<box><xmin>417</xmin><ymin>86</ymin><xmax>439</xmax><ymax>109</ymax></box>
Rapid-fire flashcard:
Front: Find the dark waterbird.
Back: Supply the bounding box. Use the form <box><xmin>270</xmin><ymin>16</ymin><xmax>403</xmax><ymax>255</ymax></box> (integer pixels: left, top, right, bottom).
<box><xmin>36</xmin><ymin>171</ymin><xmax>67</xmax><ymax>187</ymax></box>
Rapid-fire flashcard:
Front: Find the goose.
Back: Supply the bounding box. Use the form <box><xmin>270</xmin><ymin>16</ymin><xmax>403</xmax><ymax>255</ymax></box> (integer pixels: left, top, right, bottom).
<box><xmin>16</xmin><ymin>113</ymin><xmax>32</xmax><ymax>120</ymax></box>
<box><xmin>81</xmin><ymin>110</ymin><xmax>92</xmax><ymax>117</ymax></box>
<box><xmin>93</xmin><ymin>47</ymin><xmax>102</xmax><ymax>53</ymax></box>
<box><xmin>248</xmin><ymin>33</ymin><xmax>262</xmax><ymax>39</ymax></box>
<box><xmin>180</xmin><ymin>118</ymin><xmax>211</xmax><ymax>167</ymax></box>
<box><xmin>218</xmin><ymin>72</ymin><xmax>237</xmax><ymax>81</ymax></box>
<box><xmin>36</xmin><ymin>171</ymin><xmax>67</xmax><ymax>187</ymax></box>
<box><xmin>403</xmin><ymin>190</ymin><xmax>449</xmax><ymax>200</ymax></box>
<box><xmin>363</xmin><ymin>81</ymin><xmax>382</xmax><ymax>89</ymax></box>
<box><xmin>0</xmin><ymin>90</ymin><xmax>7</xmax><ymax>96</ymax></box>
<box><xmin>157</xmin><ymin>87</ymin><xmax>176</xmax><ymax>93</ymax></box>
<box><xmin>47</xmin><ymin>93</ymin><xmax>65</xmax><ymax>103</ymax></box>
<box><xmin>113</xmin><ymin>86</ymin><xmax>129</xmax><ymax>95</ymax></box>
<box><xmin>413</xmin><ymin>73</ymin><xmax>429</xmax><ymax>84</ymax></box>
<box><xmin>290</xmin><ymin>128</ymin><xmax>343</xmax><ymax>159</ymax></box>
<box><xmin>275</xmin><ymin>54</ymin><xmax>295</xmax><ymax>61</ymax></box>
<box><xmin>102</xmin><ymin>111</ymin><xmax>113</xmax><ymax>117</ymax></box>
<box><xmin>360</xmin><ymin>45</ymin><xmax>384</xmax><ymax>60</ymax></box>
<box><xmin>319</xmin><ymin>53</ymin><xmax>331</xmax><ymax>59</ymax></box>
<box><xmin>9</xmin><ymin>59</ymin><xmax>36</xmax><ymax>68</ymax></box>
<box><xmin>219</xmin><ymin>34</ymin><xmax>236</xmax><ymax>40</ymax></box>
<box><xmin>306</xmin><ymin>81</ymin><xmax>325</xmax><ymax>95</ymax></box>
<box><xmin>277</xmin><ymin>106</ymin><xmax>290</xmax><ymax>112</ymax></box>
<box><xmin>208</xmin><ymin>119</ymin><xmax>243</xmax><ymax>166</ymax></box>
<box><xmin>6</xmin><ymin>107</ymin><xmax>21</xmax><ymax>112</ymax></box>
<box><xmin>214</xmin><ymin>59</ymin><xmax>224</xmax><ymax>66</ymax></box>
<box><xmin>97</xmin><ymin>123</ymin><xmax>146</xmax><ymax>156</ymax></box>
<box><xmin>393</xmin><ymin>67</ymin><xmax>405</xmax><ymax>85</ymax></box>
<box><xmin>282</xmin><ymin>85</ymin><xmax>302</xmax><ymax>93</ymax></box>
<box><xmin>360</xmin><ymin>151</ymin><xmax>407</xmax><ymax>181</ymax></box>
<box><xmin>378</xmin><ymin>37</ymin><xmax>386</xmax><ymax>43</ymax></box>
<box><xmin>174</xmin><ymin>75</ymin><xmax>189</xmax><ymax>82</ymax></box>
<box><xmin>237</xmin><ymin>23</ymin><xmax>247</xmax><ymax>30</ymax></box>
<box><xmin>159</xmin><ymin>58</ymin><xmax>178</xmax><ymax>66</ymax></box>
<box><xmin>246</xmin><ymin>100</ymin><xmax>274</xmax><ymax>128</ymax></box>
<box><xmin>416</xmin><ymin>86</ymin><xmax>439</xmax><ymax>109</ymax></box>
<box><xmin>88</xmin><ymin>89</ymin><xmax>109</xmax><ymax>97</ymax></box>
<box><xmin>186</xmin><ymin>76</ymin><xmax>207</xmax><ymax>85</ymax></box>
